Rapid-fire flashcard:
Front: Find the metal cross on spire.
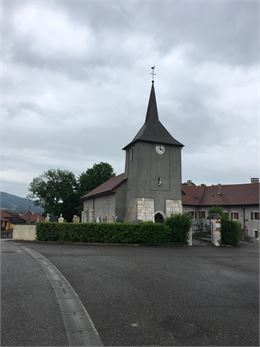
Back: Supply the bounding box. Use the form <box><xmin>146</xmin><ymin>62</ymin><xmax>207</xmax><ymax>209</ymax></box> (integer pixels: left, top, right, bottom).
<box><xmin>150</xmin><ymin>66</ymin><xmax>156</xmax><ymax>83</ymax></box>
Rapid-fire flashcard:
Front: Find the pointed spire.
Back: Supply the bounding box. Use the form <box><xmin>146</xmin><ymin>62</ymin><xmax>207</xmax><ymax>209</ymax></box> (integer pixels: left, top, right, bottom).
<box><xmin>122</xmin><ymin>72</ymin><xmax>184</xmax><ymax>150</ymax></box>
<box><xmin>145</xmin><ymin>83</ymin><xmax>159</xmax><ymax>123</ymax></box>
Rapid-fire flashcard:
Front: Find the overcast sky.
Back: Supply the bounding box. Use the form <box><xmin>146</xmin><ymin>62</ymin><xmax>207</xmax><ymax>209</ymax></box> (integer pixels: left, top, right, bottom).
<box><xmin>1</xmin><ymin>0</ymin><xmax>259</xmax><ymax>198</ymax></box>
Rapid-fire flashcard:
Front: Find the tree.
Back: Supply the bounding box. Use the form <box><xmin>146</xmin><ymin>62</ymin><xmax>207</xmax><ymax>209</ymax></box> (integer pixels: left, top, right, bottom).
<box><xmin>28</xmin><ymin>169</ymin><xmax>79</xmax><ymax>222</ymax></box>
<box><xmin>78</xmin><ymin>162</ymin><xmax>115</xmax><ymax>197</ymax></box>
<box><xmin>208</xmin><ymin>206</ymin><xmax>224</xmax><ymax>219</ymax></box>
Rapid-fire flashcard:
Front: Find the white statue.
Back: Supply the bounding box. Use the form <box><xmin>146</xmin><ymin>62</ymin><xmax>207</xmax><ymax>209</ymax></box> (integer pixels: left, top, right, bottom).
<box><xmin>73</xmin><ymin>215</ymin><xmax>80</xmax><ymax>223</ymax></box>
<box><xmin>58</xmin><ymin>214</ymin><xmax>64</xmax><ymax>223</ymax></box>
<box><xmin>45</xmin><ymin>213</ymin><xmax>50</xmax><ymax>222</ymax></box>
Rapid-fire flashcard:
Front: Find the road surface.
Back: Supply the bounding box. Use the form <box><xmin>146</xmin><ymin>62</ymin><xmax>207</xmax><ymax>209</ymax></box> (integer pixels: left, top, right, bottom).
<box><xmin>1</xmin><ymin>239</ymin><xmax>259</xmax><ymax>346</ymax></box>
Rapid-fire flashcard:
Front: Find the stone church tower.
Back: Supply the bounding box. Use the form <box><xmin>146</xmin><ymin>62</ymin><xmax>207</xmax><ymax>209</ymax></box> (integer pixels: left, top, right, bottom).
<box><xmin>82</xmin><ymin>79</ymin><xmax>183</xmax><ymax>223</ymax></box>
<box><xmin>123</xmin><ymin>81</ymin><xmax>183</xmax><ymax>222</ymax></box>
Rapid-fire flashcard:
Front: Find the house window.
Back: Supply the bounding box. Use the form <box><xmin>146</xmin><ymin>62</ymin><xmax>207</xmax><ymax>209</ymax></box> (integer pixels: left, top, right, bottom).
<box><xmin>231</xmin><ymin>212</ymin><xmax>239</xmax><ymax>220</ymax></box>
<box><xmin>188</xmin><ymin>211</ymin><xmax>195</xmax><ymax>219</ymax></box>
<box><xmin>251</xmin><ymin>212</ymin><xmax>259</xmax><ymax>220</ymax></box>
<box><xmin>199</xmin><ymin>211</ymin><xmax>205</xmax><ymax>218</ymax></box>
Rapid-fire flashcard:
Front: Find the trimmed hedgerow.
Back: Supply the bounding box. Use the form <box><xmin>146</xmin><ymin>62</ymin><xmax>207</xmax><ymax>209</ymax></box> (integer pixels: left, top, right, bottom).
<box><xmin>36</xmin><ymin>222</ymin><xmax>171</xmax><ymax>245</ymax></box>
<box><xmin>221</xmin><ymin>218</ymin><xmax>241</xmax><ymax>246</ymax></box>
<box><xmin>165</xmin><ymin>213</ymin><xmax>192</xmax><ymax>245</ymax></box>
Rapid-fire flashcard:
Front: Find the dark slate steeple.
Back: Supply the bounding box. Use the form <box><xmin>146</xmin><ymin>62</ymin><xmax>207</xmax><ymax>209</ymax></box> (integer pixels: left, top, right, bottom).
<box><xmin>123</xmin><ymin>82</ymin><xmax>183</xmax><ymax>150</ymax></box>
<box><xmin>145</xmin><ymin>83</ymin><xmax>159</xmax><ymax>123</ymax></box>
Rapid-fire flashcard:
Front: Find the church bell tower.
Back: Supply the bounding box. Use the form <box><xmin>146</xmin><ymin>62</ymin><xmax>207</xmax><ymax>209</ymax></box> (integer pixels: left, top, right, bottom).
<box><xmin>123</xmin><ymin>73</ymin><xmax>183</xmax><ymax>222</ymax></box>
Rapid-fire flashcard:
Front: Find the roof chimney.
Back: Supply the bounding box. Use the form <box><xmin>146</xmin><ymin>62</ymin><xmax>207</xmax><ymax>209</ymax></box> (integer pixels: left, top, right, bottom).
<box><xmin>250</xmin><ymin>178</ymin><xmax>259</xmax><ymax>183</ymax></box>
<box><xmin>217</xmin><ymin>184</ymin><xmax>222</xmax><ymax>195</ymax></box>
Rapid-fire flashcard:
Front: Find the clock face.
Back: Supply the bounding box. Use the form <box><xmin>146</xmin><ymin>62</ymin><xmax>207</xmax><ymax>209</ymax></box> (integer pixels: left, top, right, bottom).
<box><xmin>155</xmin><ymin>144</ymin><xmax>165</xmax><ymax>155</ymax></box>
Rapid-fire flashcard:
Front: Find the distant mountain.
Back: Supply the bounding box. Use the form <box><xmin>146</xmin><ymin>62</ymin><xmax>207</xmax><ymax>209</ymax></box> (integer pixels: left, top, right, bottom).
<box><xmin>0</xmin><ymin>192</ymin><xmax>44</xmax><ymax>214</ymax></box>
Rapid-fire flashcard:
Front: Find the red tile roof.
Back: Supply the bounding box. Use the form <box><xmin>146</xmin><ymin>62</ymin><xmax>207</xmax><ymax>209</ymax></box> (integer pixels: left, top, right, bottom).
<box><xmin>182</xmin><ymin>183</ymin><xmax>259</xmax><ymax>206</ymax></box>
<box><xmin>0</xmin><ymin>210</ymin><xmax>26</xmax><ymax>224</ymax></box>
<box><xmin>181</xmin><ymin>186</ymin><xmax>205</xmax><ymax>206</ymax></box>
<box><xmin>19</xmin><ymin>212</ymin><xmax>44</xmax><ymax>223</ymax></box>
<box><xmin>0</xmin><ymin>210</ymin><xmax>44</xmax><ymax>223</ymax></box>
<box><xmin>82</xmin><ymin>176</ymin><xmax>259</xmax><ymax>207</ymax></box>
<box><xmin>1</xmin><ymin>217</ymin><xmax>9</xmax><ymax>222</ymax></box>
<box><xmin>0</xmin><ymin>210</ymin><xmax>13</xmax><ymax>219</ymax></box>
<box><xmin>82</xmin><ymin>174</ymin><xmax>127</xmax><ymax>199</ymax></box>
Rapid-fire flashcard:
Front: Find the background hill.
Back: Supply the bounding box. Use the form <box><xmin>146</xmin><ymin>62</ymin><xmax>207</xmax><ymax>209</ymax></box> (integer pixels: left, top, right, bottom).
<box><xmin>0</xmin><ymin>192</ymin><xmax>44</xmax><ymax>214</ymax></box>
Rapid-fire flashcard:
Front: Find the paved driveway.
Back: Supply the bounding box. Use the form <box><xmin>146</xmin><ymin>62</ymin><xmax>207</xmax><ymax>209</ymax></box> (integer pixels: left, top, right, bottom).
<box><xmin>2</xmin><ymin>240</ymin><xmax>259</xmax><ymax>346</ymax></box>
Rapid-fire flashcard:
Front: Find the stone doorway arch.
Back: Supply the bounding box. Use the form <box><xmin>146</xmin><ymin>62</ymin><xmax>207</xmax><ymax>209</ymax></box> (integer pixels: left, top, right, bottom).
<box><xmin>154</xmin><ymin>212</ymin><xmax>164</xmax><ymax>223</ymax></box>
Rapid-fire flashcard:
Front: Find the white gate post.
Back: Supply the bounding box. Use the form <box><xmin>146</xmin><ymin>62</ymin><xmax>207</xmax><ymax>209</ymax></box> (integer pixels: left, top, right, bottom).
<box><xmin>211</xmin><ymin>219</ymin><xmax>221</xmax><ymax>246</ymax></box>
<box><xmin>188</xmin><ymin>226</ymin><xmax>192</xmax><ymax>246</ymax></box>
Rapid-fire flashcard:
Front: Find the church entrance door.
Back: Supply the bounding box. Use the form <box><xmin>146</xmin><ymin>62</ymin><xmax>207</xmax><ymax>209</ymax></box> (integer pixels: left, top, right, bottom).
<box><xmin>155</xmin><ymin>212</ymin><xmax>164</xmax><ymax>223</ymax></box>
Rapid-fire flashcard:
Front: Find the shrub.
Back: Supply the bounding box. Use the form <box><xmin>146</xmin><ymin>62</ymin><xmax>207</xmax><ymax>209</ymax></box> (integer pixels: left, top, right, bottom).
<box><xmin>36</xmin><ymin>222</ymin><xmax>171</xmax><ymax>246</ymax></box>
<box><xmin>221</xmin><ymin>218</ymin><xmax>241</xmax><ymax>246</ymax></box>
<box><xmin>165</xmin><ymin>214</ymin><xmax>192</xmax><ymax>245</ymax></box>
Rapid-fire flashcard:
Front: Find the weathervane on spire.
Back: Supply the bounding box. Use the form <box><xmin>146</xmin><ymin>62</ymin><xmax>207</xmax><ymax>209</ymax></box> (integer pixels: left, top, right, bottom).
<box><xmin>150</xmin><ymin>66</ymin><xmax>156</xmax><ymax>83</ymax></box>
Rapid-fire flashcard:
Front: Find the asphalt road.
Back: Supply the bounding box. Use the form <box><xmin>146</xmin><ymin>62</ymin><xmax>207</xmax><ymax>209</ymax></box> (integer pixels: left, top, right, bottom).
<box><xmin>1</xmin><ymin>240</ymin><xmax>259</xmax><ymax>346</ymax></box>
<box><xmin>1</xmin><ymin>240</ymin><xmax>67</xmax><ymax>346</ymax></box>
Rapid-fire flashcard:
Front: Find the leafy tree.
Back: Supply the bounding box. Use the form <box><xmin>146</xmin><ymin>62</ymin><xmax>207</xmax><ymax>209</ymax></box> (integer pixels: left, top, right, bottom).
<box><xmin>208</xmin><ymin>206</ymin><xmax>224</xmax><ymax>219</ymax></box>
<box><xmin>78</xmin><ymin>162</ymin><xmax>115</xmax><ymax>197</ymax></box>
<box><xmin>28</xmin><ymin>169</ymin><xmax>79</xmax><ymax>222</ymax></box>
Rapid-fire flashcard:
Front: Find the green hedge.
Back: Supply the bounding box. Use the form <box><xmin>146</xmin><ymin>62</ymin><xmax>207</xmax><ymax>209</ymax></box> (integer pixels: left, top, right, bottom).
<box><xmin>36</xmin><ymin>222</ymin><xmax>171</xmax><ymax>245</ymax></box>
<box><xmin>221</xmin><ymin>218</ymin><xmax>241</xmax><ymax>246</ymax></box>
<box><xmin>165</xmin><ymin>214</ymin><xmax>192</xmax><ymax>245</ymax></box>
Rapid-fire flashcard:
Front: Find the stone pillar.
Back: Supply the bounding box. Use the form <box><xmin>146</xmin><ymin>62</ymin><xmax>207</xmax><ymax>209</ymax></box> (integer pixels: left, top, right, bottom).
<box><xmin>211</xmin><ymin>219</ymin><xmax>221</xmax><ymax>246</ymax></box>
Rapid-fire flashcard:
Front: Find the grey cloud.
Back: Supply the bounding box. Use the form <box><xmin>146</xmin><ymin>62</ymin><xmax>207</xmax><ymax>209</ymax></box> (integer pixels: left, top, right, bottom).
<box><xmin>131</xmin><ymin>0</ymin><xmax>258</xmax><ymax>65</ymax></box>
<box><xmin>53</xmin><ymin>0</ymin><xmax>258</xmax><ymax>65</ymax></box>
<box><xmin>3</xmin><ymin>0</ymin><xmax>258</xmax><ymax>76</ymax></box>
<box><xmin>1</xmin><ymin>0</ymin><xmax>258</xmax><ymax>197</ymax></box>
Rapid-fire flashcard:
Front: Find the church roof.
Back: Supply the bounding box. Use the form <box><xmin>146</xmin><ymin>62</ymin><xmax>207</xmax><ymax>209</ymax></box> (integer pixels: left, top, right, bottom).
<box><xmin>123</xmin><ymin>83</ymin><xmax>183</xmax><ymax>150</ymax></box>
<box><xmin>82</xmin><ymin>173</ymin><xmax>126</xmax><ymax>199</ymax></box>
<box><xmin>182</xmin><ymin>183</ymin><xmax>259</xmax><ymax>206</ymax></box>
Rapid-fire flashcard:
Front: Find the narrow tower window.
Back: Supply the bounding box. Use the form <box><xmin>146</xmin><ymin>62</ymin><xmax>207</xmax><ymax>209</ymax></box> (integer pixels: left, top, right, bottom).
<box><xmin>130</xmin><ymin>148</ymin><xmax>134</xmax><ymax>161</ymax></box>
<box><xmin>158</xmin><ymin>177</ymin><xmax>162</xmax><ymax>186</ymax></box>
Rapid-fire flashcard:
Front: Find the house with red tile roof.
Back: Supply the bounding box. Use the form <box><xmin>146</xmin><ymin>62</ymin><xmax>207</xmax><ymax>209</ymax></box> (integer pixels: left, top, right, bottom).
<box><xmin>182</xmin><ymin>179</ymin><xmax>259</xmax><ymax>239</ymax></box>
<box><xmin>1</xmin><ymin>210</ymin><xmax>44</xmax><ymax>237</ymax></box>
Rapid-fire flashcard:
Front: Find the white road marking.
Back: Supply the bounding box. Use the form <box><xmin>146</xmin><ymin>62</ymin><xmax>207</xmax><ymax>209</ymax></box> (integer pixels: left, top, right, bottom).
<box><xmin>21</xmin><ymin>245</ymin><xmax>103</xmax><ymax>346</ymax></box>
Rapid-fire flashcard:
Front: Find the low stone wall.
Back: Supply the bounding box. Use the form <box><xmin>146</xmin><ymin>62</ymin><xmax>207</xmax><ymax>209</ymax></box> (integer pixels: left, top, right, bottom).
<box><xmin>13</xmin><ymin>224</ymin><xmax>36</xmax><ymax>241</ymax></box>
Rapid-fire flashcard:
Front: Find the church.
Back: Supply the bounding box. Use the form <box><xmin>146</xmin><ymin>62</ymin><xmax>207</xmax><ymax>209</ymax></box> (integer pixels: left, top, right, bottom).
<box><xmin>81</xmin><ymin>78</ymin><xmax>184</xmax><ymax>223</ymax></box>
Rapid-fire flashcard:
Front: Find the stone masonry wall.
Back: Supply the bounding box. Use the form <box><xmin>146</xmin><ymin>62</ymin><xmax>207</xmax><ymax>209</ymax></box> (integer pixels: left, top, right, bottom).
<box><xmin>137</xmin><ymin>198</ymin><xmax>155</xmax><ymax>222</ymax></box>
